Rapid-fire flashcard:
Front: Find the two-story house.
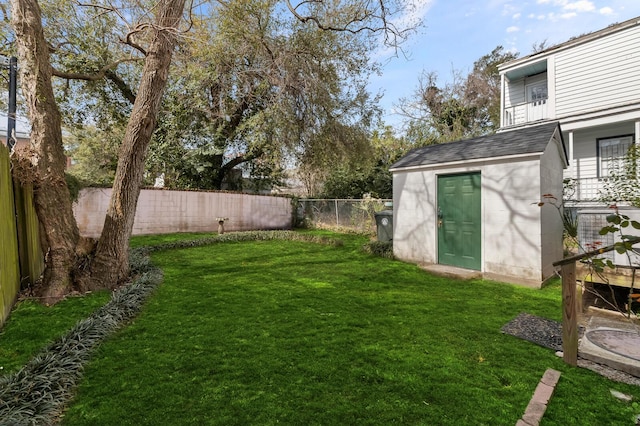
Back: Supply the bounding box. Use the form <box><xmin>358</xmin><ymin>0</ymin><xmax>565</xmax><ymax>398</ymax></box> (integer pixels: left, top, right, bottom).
<box><xmin>498</xmin><ymin>16</ymin><xmax>640</xmax><ymax>269</ymax></box>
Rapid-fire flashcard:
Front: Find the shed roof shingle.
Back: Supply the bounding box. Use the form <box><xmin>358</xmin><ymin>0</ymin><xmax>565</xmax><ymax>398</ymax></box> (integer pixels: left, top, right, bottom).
<box><xmin>391</xmin><ymin>122</ymin><xmax>563</xmax><ymax>170</ymax></box>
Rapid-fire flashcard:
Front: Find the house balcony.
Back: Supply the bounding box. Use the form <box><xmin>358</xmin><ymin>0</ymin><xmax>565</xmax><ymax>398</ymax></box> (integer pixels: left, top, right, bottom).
<box><xmin>503</xmin><ymin>101</ymin><xmax>548</xmax><ymax>127</ymax></box>
<box><xmin>563</xmin><ymin>177</ymin><xmax>607</xmax><ymax>204</ymax></box>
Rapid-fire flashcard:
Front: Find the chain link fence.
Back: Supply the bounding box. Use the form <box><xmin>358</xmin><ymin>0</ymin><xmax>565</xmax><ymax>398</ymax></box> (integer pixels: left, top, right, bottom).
<box><xmin>296</xmin><ymin>198</ymin><xmax>392</xmax><ymax>234</ymax></box>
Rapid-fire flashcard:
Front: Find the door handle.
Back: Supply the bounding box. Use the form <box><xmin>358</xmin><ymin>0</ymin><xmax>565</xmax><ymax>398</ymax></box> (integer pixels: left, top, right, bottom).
<box><xmin>437</xmin><ymin>207</ymin><xmax>443</xmax><ymax>227</ymax></box>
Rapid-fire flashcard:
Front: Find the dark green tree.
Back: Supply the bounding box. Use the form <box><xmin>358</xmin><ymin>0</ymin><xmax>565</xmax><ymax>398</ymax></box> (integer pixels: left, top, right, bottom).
<box><xmin>321</xmin><ymin>125</ymin><xmax>410</xmax><ymax>198</ymax></box>
<box><xmin>146</xmin><ymin>0</ymin><xmax>382</xmax><ymax>190</ymax></box>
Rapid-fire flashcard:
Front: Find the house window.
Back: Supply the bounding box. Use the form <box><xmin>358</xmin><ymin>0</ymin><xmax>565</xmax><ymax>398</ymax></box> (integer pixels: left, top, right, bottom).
<box><xmin>526</xmin><ymin>82</ymin><xmax>548</xmax><ymax>122</ymax></box>
<box><xmin>528</xmin><ymin>84</ymin><xmax>548</xmax><ymax>106</ymax></box>
<box><xmin>598</xmin><ymin>135</ymin><xmax>634</xmax><ymax>178</ymax></box>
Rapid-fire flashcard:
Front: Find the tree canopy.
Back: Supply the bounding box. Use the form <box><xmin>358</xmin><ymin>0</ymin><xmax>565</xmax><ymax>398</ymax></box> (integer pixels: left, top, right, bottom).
<box><xmin>145</xmin><ymin>0</ymin><xmax>382</xmax><ymax>190</ymax></box>
<box><xmin>321</xmin><ymin>125</ymin><xmax>410</xmax><ymax>199</ymax></box>
<box><xmin>5</xmin><ymin>0</ymin><xmax>418</xmax><ymax>302</ymax></box>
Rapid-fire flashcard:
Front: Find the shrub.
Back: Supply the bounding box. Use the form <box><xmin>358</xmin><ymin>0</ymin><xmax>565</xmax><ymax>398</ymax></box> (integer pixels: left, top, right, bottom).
<box><xmin>362</xmin><ymin>241</ymin><xmax>394</xmax><ymax>259</ymax></box>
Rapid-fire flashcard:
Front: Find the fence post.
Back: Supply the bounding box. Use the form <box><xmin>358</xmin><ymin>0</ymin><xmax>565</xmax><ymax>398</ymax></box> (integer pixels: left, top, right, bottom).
<box><xmin>335</xmin><ymin>199</ymin><xmax>339</xmax><ymax>227</ymax></box>
<box><xmin>561</xmin><ymin>261</ymin><xmax>578</xmax><ymax>366</ymax></box>
<box><xmin>552</xmin><ymin>237</ymin><xmax>640</xmax><ymax>367</ymax></box>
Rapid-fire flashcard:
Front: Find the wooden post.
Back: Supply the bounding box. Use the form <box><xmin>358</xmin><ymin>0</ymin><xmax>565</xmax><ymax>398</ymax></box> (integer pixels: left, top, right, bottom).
<box><xmin>552</xmin><ymin>236</ymin><xmax>640</xmax><ymax>367</ymax></box>
<box><xmin>561</xmin><ymin>262</ymin><xmax>578</xmax><ymax>366</ymax></box>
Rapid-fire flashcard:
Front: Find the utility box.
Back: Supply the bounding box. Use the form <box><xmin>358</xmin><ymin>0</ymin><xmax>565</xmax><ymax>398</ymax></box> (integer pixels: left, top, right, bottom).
<box><xmin>374</xmin><ymin>210</ymin><xmax>393</xmax><ymax>242</ymax></box>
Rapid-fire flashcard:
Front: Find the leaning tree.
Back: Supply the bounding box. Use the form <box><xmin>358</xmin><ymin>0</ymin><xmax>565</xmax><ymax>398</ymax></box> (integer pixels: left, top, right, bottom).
<box><xmin>8</xmin><ymin>0</ymin><xmax>417</xmax><ymax>303</ymax></box>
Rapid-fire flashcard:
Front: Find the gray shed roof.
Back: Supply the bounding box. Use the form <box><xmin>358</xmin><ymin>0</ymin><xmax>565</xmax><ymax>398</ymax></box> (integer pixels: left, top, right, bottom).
<box><xmin>391</xmin><ymin>121</ymin><xmax>565</xmax><ymax>171</ymax></box>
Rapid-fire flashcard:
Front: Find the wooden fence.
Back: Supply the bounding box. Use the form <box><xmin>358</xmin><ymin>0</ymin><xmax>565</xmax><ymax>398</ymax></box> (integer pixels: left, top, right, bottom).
<box><xmin>0</xmin><ymin>144</ymin><xmax>43</xmax><ymax>327</ymax></box>
<box><xmin>0</xmin><ymin>143</ymin><xmax>20</xmax><ymax>325</ymax></box>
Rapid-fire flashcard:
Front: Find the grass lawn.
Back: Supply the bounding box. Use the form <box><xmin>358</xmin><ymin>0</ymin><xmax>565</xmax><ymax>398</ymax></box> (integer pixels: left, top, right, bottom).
<box><xmin>3</xmin><ymin>232</ymin><xmax>639</xmax><ymax>425</ymax></box>
<box><xmin>0</xmin><ymin>291</ymin><xmax>111</xmax><ymax>374</ymax></box>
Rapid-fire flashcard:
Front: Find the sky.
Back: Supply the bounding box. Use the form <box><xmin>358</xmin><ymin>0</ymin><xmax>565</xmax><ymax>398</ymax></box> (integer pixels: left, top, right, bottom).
<box><xmin>371</xmin><ymin>0</ymin><xmax>640</xmax><ymax>129</ymax></box>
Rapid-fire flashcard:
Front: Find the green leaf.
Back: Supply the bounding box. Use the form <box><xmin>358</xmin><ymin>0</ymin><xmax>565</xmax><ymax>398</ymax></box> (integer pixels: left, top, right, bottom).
<box><xmin>621</xmin><ymin>220</ymin><xmax>629</xmax><ymax>228</ymax></box>
<box><xmin>631</xmin><ymin>221</ymin><xmax>640</xmax><ymax>230</ymax></box>
<box><xmin>599</xmin><ymin>226</ymin><xmax>616</xmax><ymax>235</ymax></box>
<box><xmin>606</xmin><ymin>214</ymin><xmax>621</xmax><ymax>224</ymax></box>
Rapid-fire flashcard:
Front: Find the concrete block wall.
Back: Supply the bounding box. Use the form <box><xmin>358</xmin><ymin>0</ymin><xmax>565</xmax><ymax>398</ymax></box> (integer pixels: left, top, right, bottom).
<box><xmin>73</xmin><ymin>188</ymin><xmax>293</xmax><ymax>237</ymax></box>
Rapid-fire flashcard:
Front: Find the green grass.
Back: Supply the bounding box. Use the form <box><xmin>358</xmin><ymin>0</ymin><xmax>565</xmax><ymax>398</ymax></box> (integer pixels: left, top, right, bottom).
<box><xmin>3</xmin><ymin>232</ymin><xmax>639</xmax><ymax>425</ymax></box>
<box><xmin>0</xmin><ymin>291</ymin><xmax>111</xmax><ymax>374</ymax></box>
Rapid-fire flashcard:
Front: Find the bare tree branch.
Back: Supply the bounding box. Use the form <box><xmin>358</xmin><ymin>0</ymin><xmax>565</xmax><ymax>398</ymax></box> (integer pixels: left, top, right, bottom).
<box><xmin>105</xmin><ymin>69</ymin><xmax>137</xmax><ymax>104</ymax></box>
<box><xmin>284</xmin><ymin>0</ymin><xmax>412</xmax><ymax>49</ymax></box>
<box><xmin>122</xmin><ymin>24</ymin><xmax>149</xmax><ymax>55</ymax></box>
<box><xmin>51</xmin><ymin>57</ymin><xmax>140</xmax><ymax>81</ymax></box>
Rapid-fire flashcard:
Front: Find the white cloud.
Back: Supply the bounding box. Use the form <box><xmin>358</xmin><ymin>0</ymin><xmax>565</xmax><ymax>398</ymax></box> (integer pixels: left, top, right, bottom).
<box><xmin>560</xmin><ymin>12</ymin><xmax>578</xmax><ymax>19</ymax></box>
<box><xmin>599</xmin><ymin>6</ymin><xmax>614</xmax><ymax>15</ymax></box>
<box><xmin>513</xmin><ymin>12</ymin><xmax>521</xmax><ymax>19</ymax></box>
<box><xmin>371</xmin><ymin>0</ymin><xmax>435</xmax><ymax>60</ymax></box>
<box><xmin>391</xmin><ymin>0</ymin><xmax>435</xmax><ymax>29</ymax></box>
<box><xmin>563</xmin><ymin>1</ymin><xmax>595</xmax><ymax>12</ymax></box>
<box><xmin>501</xmin><ymin>2</ymin><xmax>518</xmax><ymax>17</ymax></box>
<box><xmin>506</xmin><ymin>26</ymin><xmax>520</xmax><ymax>32</ymax></box>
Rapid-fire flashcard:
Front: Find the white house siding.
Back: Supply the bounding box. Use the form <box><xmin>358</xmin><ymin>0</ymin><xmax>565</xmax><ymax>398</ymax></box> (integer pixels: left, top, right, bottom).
<box><xmin>504</xmin><ymin>79</ymin><xmax>526</xmax><ymax>124</ymax></box>
<box><xmin>555</xmin><ymin>25</ymin><xmax>640</xmax><ymax>118</ymax></box>
<box><xmin>504</xmin><ymin>72</ymin><xmax>547</xmax><ymax>109</ymax></box>
<box><xmin>73</xmin><ymin>188</ymin><xmax>292</xmax><ymax>237</ymax></box>
<box><xmin>539</xmin><ymin>140</ymin><xmax>566</xmax><ymax>280</ymax></box>
<box><xmin>393</xmin><ymin>156</ymin><xmax>550</xmax><ymax>287</ymax></box>
<box><xmin>565</xmin><ymin>121</ymin><xmax>636</xmax><ymax>181</ymax></box>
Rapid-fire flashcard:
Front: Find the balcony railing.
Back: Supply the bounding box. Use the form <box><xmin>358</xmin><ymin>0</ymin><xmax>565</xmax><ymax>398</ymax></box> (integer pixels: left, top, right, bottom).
<box><xmin>503</xmin><ymin>101</ymin><xmax>548</xmax><ymax>126</ymax></box>
<box><xmin>564</xmin><ymin>177</ymin><xmax>607</xmax><ymax>202</ymax></box>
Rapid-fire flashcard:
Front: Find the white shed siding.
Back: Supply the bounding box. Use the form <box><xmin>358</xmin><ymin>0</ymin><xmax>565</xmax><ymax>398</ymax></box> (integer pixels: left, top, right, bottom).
<box><xmin>393</xmin><ymin>157</ymin><xmax>547</xmax><ymax>286</ymax></box>
<box><xmin>482</xmin><ymin>159</ymin><xmax>542</xmax><ymax>283</ymax></box>
<box><xmin>392</xmin><ymin>171</ymin><xmax>438</xmax><ymax>264</ymax></box>
<box><xmin>555</xmin><ymin>25</ymin><xmax>640</xmax><ymax>117</ymax></box>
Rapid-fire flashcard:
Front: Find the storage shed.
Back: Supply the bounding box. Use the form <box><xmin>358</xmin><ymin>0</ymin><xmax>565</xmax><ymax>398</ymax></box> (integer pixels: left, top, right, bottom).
<box><xmin>391</xmin><ymin>122</ymin><xmax>567</xmax><ymax>288</ymax></box>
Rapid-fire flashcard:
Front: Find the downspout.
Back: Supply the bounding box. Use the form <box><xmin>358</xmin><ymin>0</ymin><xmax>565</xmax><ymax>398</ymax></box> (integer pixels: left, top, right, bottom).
<box><xmin>7</xmin><ymin>56</ymin><xmax>17</xmax><ymax>150</ymax></box>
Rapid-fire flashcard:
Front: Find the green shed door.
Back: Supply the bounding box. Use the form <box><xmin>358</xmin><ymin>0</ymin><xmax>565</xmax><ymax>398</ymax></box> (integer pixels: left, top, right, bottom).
<box><xmin>437</xmin><ymin>173</ymin><xmax>481</xmax><ymax>270</ymax></box>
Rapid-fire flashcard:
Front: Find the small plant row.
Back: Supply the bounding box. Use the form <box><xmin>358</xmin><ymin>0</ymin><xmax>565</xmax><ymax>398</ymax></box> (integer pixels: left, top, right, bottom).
<box><xmin>142</xmin><ymin>230</ymin><xmax>344</xmax><ymax>253</ymax></box>
<box><xmin>0</xmin><ymin>250</ymin><xmax>162</xmax><ymax>426</ymax></box>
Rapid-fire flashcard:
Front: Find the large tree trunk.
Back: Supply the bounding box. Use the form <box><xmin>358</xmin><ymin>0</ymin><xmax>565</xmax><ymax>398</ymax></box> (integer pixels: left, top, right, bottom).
<box><xmin>88</xmin><ymin>0</ymin><xmax>187</xmax><ymax>289</ymax></box>
<box><xmin>11</xmin><ymin>0</ymin><xmax>80</xmax><ymax>304</ymax></box>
